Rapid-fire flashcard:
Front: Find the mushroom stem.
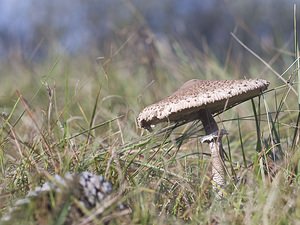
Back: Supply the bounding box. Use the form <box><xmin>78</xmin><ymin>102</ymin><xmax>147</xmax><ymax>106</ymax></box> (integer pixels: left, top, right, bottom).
<box><xmin>199</xmin><ymin>109</ymin><xmax>219</xmax><ymax>134</ymax></box>
<box><xmin>199</xmin><ymin>110</ymin><xmax>226</xmax><ymax>198</ymax></box>
<box><xmin>208</xmin><ymin>139</ymin><xmax>226</xmax><ymax>197</ymax></box>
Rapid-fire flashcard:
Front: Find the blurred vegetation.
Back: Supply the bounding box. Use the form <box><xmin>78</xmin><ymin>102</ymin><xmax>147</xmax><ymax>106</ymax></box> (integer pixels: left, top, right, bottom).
<box><xmin>0</xmin><ymin>0</ymin><xmax>298</xmax><ymax>65</ymax></box>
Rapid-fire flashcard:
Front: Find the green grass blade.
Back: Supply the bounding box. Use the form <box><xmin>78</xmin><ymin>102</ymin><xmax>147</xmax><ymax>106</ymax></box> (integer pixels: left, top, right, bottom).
<box><xmin>251</xmin><ymin>98</ymin><xmax>262</xmax><ymax>152</ymax></box>
<box><xmin>237</xmin><ymin>115</ymin><xmax>247</xmax><ymax>168</ymax></box>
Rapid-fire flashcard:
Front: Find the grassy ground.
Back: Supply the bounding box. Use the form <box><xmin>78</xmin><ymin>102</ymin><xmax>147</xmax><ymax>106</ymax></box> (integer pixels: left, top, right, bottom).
<box><xmin>0</xmin><ymin>36</ymin><xmax>300</xmax><ymax>225</ymax></box>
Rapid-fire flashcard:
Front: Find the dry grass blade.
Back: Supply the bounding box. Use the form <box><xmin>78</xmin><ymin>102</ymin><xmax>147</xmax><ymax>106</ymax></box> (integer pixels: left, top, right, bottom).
<box><xmin>16</xmin><ymin>90</ymin><xmax>57</xmax><ymax>170</ymax></box>
<box><xmin>231</xmin><ymin>32</ymin><xmax>297</xmax><ymax>95</ymax></box>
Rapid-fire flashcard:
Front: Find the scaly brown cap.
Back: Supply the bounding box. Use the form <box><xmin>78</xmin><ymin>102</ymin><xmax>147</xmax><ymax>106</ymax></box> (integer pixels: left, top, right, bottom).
<box><xmin>137</xmin><ymin>79</ymin><xmax>269</xmax><ymax>129</ymax></box>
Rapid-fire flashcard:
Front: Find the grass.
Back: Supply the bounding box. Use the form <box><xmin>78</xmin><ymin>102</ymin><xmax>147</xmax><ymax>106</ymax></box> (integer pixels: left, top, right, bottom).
<box><xmin>0</xmin><ymin>32</ymin><xmax>300</xmax><ymax>225</ymax></box>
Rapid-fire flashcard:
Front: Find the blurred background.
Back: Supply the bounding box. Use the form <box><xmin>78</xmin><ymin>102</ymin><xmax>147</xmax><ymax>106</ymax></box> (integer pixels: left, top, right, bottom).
<box><xmin>0</xmin><ymin>0</ymin><xmax>298</xmax><ymax>65</ymax></box>
<box><xmin>0</xmin><ymin>0</ymin><xmax>299</xmax><ymax>111</ymax></box>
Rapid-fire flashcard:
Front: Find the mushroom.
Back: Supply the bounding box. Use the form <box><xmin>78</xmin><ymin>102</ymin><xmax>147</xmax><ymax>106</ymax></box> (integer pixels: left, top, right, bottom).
<box><xmin>137</xmin><ymin>79</ymin><xmax>269</xmax><ymax>197</ymax></box>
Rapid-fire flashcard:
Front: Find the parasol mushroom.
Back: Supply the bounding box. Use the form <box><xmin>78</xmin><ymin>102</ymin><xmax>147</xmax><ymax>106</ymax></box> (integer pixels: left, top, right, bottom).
<box><xmin>137</xmin><ymin>79</ymin><xmax>269</xmax><ymax>197</ymax></box>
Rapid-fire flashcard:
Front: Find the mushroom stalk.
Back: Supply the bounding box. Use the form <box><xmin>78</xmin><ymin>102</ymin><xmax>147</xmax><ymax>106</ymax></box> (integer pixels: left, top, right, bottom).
<box><xmin>208</xmin><ymin>139</ymin><xmax>226</xmax><ymax>197</ymax></box>
<box><xmin>199</xmin><ymin>110</ymin><xmax>226</xmax><ymax>198</ymax></box>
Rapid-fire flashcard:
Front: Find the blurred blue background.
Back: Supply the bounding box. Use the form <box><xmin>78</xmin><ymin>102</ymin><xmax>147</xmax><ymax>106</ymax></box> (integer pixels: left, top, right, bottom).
<box><xmin>0</xmin><ymin>0</ymin><xmax>298</xmax><ymax>62</ymax></box>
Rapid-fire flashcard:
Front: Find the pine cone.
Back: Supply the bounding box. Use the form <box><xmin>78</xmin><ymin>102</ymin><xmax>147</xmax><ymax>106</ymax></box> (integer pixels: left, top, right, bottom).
<box><xmin>1</xmin><ymin>172</ymin><xmax>130</xmax><ymax>225</ymax></box>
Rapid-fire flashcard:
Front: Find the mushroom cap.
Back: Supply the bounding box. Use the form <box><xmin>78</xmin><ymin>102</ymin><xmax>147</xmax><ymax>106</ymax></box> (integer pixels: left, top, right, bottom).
<box><xmin>137</xmin><ymin>79</ymin><xmax>269</xmax><ymax>129</ymax></box>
